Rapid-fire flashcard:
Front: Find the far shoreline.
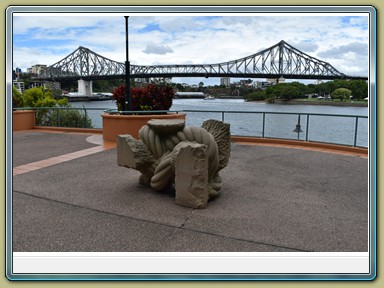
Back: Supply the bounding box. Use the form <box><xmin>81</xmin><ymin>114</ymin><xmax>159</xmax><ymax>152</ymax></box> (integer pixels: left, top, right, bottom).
<box><xmin>246</xmin><ymin>99</ymin><xmax>368</xmax><ymax>107</ymax></box>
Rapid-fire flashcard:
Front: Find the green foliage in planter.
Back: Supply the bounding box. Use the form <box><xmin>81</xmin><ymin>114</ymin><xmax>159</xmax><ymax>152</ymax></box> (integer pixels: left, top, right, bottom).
<box><xmin>14</xmin><ymin>86</ymin><xmax>93</xmax><ymax>128</ymax></box>
<box><xmin>113</xmin><ymin>83</ymin><xmax>175</xmax><ymax>111</ymax></box>
<box><xmin>37</xmin><ymin>108</ymin><xmax>93</xmax><ymax>128</ymax></box>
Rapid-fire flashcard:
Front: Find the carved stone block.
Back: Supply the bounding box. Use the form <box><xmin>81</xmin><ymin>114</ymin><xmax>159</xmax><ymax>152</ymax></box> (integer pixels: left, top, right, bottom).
<box><xmin>173</xmin><ymin>142</ymin><xmax>209</xmax><ymax>209</ymax></box>
<box><xmin>117</xmin><ymin>134</ymin><xmax>155</xmax><ymax>169</ymax></box>
<box><xmin>117</xmin><ymin>134</ymin><xmax>156</xmax><ymax>186</ymax></box>
<box><xmin>117</xmin><ymin>119</ymin><xmax>231</xmax><ymax>208</ymax></box>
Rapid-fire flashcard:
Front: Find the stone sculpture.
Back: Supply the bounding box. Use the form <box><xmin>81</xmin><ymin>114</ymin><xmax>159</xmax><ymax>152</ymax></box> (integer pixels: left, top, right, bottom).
<box><xmin>117</xmin><ymin>119</ymin><xmax>230</xmax><ymax>208</ymax></box>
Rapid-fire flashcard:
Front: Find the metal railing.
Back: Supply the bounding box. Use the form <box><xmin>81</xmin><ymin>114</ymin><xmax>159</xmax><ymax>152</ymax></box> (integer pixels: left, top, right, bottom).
<box><xmin>182</xmin><ymin>109</ymin><xmax>368</xmax><ymax>148</ymax></box>
<box><xmin>13</xmin><ymin>107</ymin><xmax>368</xmax><ymax>148</ymax></box>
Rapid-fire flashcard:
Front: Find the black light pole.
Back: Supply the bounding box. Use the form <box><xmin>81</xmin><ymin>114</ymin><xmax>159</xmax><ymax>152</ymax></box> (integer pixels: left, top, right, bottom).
<box><xmin>124</xmin><ymin>16</ymin><xmax>131</xmax><ymax>111</ymax></box>
<box><xmin>293</xmin><ymin>114</ymin><xmax>303</xmax><ymax>140</ymax></box>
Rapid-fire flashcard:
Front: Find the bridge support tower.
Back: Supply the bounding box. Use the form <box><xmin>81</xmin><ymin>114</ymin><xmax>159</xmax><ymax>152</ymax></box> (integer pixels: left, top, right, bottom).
<box><xmin>78</xmin><ymin>79</ymin><xmax>93</xmax><ymax>96</ymax></box>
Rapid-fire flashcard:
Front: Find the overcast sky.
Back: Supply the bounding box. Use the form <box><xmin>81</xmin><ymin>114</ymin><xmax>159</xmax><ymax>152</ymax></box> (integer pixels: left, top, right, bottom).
<box><xmin>12</xmin><ymin>13</ymin><xmax>369</xmax><ymax>86</ymax></box>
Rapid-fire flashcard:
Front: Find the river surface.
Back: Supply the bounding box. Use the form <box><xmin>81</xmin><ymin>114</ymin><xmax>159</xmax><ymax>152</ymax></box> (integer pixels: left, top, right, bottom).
<box><xmin>72</xmin><ymin>98</ymin><xmax>369</xmax><ymax>147</ymax></box>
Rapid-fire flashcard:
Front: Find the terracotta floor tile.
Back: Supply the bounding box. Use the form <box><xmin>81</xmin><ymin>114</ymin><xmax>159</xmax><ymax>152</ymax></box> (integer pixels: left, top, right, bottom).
<box><xmin>54</xmin><ymin>155</ymin><xmax>76</xmax><ymax>161</ymax></box>
<box><xmin>21</xmin><ymin>163</ymin><xmax>45</xmax><ymax>169</ymax></box>
<box><xmin>13</xmin><ymin>167</ymin><xmax>37</xmax><ymax>176</ymax></box>
<box><xmin>13</xmin><ymin>132</ymin><xmax>118</xmax><ymax>176</ymax></box>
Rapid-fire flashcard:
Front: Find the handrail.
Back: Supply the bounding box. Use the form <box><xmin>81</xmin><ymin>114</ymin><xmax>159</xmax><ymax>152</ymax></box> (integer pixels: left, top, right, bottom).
<box><xmin>180</xmin><ymin>109</ymin><xmax>368</xmax><ymax>119</ymax></box>
<box><xmin>13</xmin><ymin>107</ymin><xmax>368</xmax><ymax>148</ymax></box>
<box><xmin>13</xmin><ymin>107</ymin><xmax>369</xmax><ymax>119</ymax></box>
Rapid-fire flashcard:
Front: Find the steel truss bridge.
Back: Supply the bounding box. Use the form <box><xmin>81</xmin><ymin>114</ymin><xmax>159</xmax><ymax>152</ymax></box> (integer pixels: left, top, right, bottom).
<box><xmin>38</xmin><ymin>40</ymin><xmax>367</xmax><ymax>81</ymax></box>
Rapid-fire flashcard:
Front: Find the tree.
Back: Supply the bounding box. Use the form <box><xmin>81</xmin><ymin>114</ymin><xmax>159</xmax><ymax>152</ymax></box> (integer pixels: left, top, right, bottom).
<box><xmin>331</xmin><ymin>88</ymin><xmax>352</xmax><ymax>101</ymax></box>
<box><xmin>22</xmin><ymin>86</ymin><xmax>57</xmax><ymax>108</ymax></box>
<box><xmin>243</xmin><ymin>89</ymin><xmax>266</xmax><ymax>101</ymax></box>
<box><xmin>348</xmin><ymin>80</ymin><xmax>368</xmax><ymax>100</ymax></box>
<box><xmin>12</xmin><ymin>86</ymin><xmax>23</xmax><ymax>107</ymax></box>
<box><xmin>265</xmin><ymin>84</ymin><xmax>281</xmax><ymax>99</ymax></box>
<box><xmin>306</xmin><ymin>84</ymin><xmax>316</xmax><ymax>95</ymax></box>
<box><xmin>174</xmin><ymin>83</ymin><xmax>185</xmax><ymax>92</ymax></box>
<box><xmin>289</xmin><ymin>82</ymin><xmax>308</xmax><ymax>98</ymax></box>
<box><xmin>265</xmin><ymin>83</ymin><xmax>300</xmax><ymax>101</ymax></box>
<box><xmin>280</xmin><ymin>85</ymin><xmax>300</xmax><ymax>101</ymax></box>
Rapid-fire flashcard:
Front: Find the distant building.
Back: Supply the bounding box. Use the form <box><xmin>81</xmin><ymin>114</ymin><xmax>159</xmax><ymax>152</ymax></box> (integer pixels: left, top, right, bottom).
<box><xmin>29</xmin><ymin>64</ymin><xmax>47</xmax><ymax>76</ymax></box>
<box><xmin>148</xmin><ymin>77</ymin><xmax>172</xmax><ymax>84</ymax></box>
<box><xmin>266</xmin><ymin>77</ymin><xmax>285</xmax><ymax>85</ymax></box>
<box><xmin>232</xmin><ymin>79</ymin><xmax>253</xmax><ymax>88</ymax></box>
<box><xmin>13</xmin><ymin>67</ymin><xmax>22</xmax><ymax>80</ymax></box>
<box><xmin>13</xmin><ymin>81</ymin><xmax>25</xmax><ymax>94</ymax></box>
<box><xmin>254</xmin><ymin>81</ymin><xmax>272</xmax><ymax>89</ymax></box>
<box><xmin>239</xmin><ymin>79</ymin><xmax>253</xmax><ymax>87</ymax></box>
<box><xmin>133</xmin><ymin>77</ymin><xmax>172</xmax><ymax>85</ymax></box>
<box><xmin>220</xmin><ymin>77</ymin><xmax>230</xmax><ymax>87</ymax></box>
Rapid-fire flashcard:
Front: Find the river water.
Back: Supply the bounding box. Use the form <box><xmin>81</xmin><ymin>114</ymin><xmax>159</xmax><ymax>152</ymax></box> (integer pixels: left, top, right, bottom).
<box><xmin>72</xmin><ymin>98</ymin><xmax>369</xmax><ymax>147</ymax></box>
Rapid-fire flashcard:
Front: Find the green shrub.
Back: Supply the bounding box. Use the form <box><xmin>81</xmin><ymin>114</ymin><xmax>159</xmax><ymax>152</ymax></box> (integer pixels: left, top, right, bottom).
<box><xmin>36</xmin><ymin>108</ymin><xmax>93</xmax><ymax>128</ymax></box>
<box><xmin>243</xmin><ymin>90</ymin><xmax>267</xmax><ymax>101</ymax></box>
<box><xmin>15</xmin><ymin>86</ymin><xmax>93</xmax><ymax>128</ymax></box>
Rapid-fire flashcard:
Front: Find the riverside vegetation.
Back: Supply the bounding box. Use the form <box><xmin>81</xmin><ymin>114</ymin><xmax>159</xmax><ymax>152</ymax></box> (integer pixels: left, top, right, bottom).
<box><xmin>242</xmin><ymin>79</ymin><xmax>368</xmax><ymax>105</ymax></box>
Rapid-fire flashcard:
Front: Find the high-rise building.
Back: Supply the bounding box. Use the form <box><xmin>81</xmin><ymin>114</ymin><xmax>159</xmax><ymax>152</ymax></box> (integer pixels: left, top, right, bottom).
<box><xmin>30</xmin><ymin>64</ymin><xmax>47</xmax><ymax>76</ymax></box>
<box><xmin>13</xmin><ymin>81</ymin><xmax>25</xmax><ymax>94</ymax></box>
<box><xmin>220</xmin><ymin>77</ymin><xmax>230</xmax><ymax>87</ymax></box>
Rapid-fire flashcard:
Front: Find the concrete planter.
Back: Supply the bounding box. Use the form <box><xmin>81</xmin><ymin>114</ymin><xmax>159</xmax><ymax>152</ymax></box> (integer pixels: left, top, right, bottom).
<box><xmin>13</xmin><ymin>110</ymin><xmax>35</xmax><ymax>131</ymax></box>
<box><xmin>102</xmin><ymin>112</ymin><xmax>186</xmax><ymax>142</ymax></box>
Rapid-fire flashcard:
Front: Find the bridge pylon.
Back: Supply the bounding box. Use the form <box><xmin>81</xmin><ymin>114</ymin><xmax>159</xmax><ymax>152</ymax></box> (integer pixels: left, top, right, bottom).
<box><xmin>77</xmin><ymin>79</ymin><xmax>93</xmax><ymax>96</ymax></box>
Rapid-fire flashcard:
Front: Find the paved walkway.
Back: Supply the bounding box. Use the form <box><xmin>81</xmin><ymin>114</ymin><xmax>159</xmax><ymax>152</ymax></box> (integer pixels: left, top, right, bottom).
<box><xmin>12</xmin><ymin>130</ymin><xmax>368</xmax><ymax>252</ymax></box>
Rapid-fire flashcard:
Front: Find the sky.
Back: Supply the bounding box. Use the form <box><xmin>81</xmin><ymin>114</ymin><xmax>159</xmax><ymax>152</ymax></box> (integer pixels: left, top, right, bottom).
<box><xmin>12</xmin><ymin>13</ymin><xmax>370</xmax><ymax>86</ymax></box>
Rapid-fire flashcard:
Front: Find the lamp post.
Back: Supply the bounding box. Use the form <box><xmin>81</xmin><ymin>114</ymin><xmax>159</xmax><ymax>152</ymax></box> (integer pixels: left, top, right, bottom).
<box><xmin>293</xmin><ymin>114</ymin><xmax>303</xmax><ymax>140</ymax></box>
<box><xmin>124</xmin><ymin>16</ymin><xmax>131</xmax><ymax>111</ymax></box>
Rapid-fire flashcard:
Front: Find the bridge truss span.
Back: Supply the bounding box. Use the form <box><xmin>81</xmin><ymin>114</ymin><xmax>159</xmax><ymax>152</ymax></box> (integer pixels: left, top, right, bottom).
<box><xmin>41</xmin><ymin>40</ymin><xmax>367</xmax><ymax>81</ymax></box>
<box><xmin>45</xmin><ymin>46</ymin><xmax>125</xmax><ymax>80</ymax></box>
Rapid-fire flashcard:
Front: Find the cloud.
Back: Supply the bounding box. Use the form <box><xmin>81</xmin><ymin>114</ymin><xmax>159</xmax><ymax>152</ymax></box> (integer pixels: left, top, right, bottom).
<box><xmin>295</xmin><ymin>41</ymin><xmax>319</xmax><ymax>53</ymax></box>
<box><xmin>142</xmin><ymin>43</ymin><xmax>173</xmax><ymax>55</ymax></box>
<box><xmin>318</xmin><ymin>42</ymin><xmax>368</xmax><ymax>58</ymax></box>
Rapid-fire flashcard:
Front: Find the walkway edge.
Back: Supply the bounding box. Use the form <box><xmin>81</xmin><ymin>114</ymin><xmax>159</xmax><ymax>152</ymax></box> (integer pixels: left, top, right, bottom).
<box><xmin>231</xmin><ymin>136</ymin><xmax>368</xmax><ymax>157</ymax></box>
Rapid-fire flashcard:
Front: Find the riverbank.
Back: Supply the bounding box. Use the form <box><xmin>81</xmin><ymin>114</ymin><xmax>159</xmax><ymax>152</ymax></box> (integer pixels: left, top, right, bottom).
<box><xmin>288</xmin><ymin>99</ymin><xmax>368</xmax><ymax>107</ymax></box>
<box><xmin>247</xmin><ymin>99</ymin><xmax>368</xmax><ymax>107</ymax></box>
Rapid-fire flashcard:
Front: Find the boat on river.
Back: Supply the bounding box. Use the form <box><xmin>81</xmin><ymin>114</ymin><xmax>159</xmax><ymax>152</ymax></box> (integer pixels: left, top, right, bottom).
<box><xmin>204</xmin><ymin>95</ymin><xmax>215</xmax><ymax>100</ymax></box>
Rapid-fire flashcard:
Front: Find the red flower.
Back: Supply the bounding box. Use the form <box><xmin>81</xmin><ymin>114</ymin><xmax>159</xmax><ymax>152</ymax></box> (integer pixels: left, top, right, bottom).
<box><xmin>112</xmin><ymin>83</ymin><xmax>175</xmax><ymax>112</ymax></box>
